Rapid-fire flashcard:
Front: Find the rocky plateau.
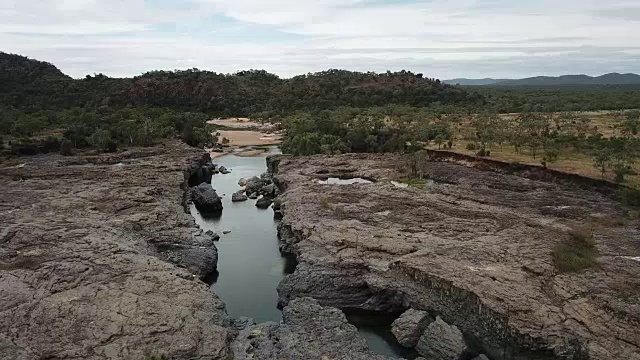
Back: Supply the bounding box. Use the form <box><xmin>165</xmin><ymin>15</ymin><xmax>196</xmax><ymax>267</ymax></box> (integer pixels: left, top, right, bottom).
<box><xmin>272</xmin><ymin>152</ymin><xmax>640</xmax><ymax>360</ymax></box>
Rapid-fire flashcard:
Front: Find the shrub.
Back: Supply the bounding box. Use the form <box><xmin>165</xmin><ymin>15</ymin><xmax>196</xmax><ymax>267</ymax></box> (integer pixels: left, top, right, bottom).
<box><xmin>319</xmin><ymin>197</ymin><xmax>331</xmax><ymax>209</ymax></box>
<box><xmin>465</xmin><ymin>143</ymin><xmax>477</xmax><ymax>150</ymax></box>
<box><xmin>476</xmin><ymin>148</ymin><xmax>490</xmax><ymax>157</ymax></box>
<box><xmin>552</xmin><ymin>228</ymin><xmax>598</xmax><ymax>272</ymax></box>
<box><xmin>399</xmin><ymin>177</ymin><xmax>428</xmax><ymax>189</ymax></box>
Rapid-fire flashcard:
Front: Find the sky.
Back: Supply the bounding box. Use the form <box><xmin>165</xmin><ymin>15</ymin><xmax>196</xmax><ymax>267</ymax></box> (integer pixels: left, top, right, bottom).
<box><xmin>1</xmin><ymin>0</ymin><xmax>639</xmax><ymax>79</ymax></box>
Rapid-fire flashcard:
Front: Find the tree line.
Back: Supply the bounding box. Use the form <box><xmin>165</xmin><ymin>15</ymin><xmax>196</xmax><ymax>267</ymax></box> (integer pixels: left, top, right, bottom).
<box><xmin>279</xmin><ymin>106</ymin><xmax>640</xmax><ymax>183</ymax></box>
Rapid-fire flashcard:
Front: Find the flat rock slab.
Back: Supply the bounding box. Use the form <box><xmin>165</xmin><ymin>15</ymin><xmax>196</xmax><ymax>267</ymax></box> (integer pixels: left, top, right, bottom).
<box><xmin>273</xmin><ymin>153</ymin><xmax>640</xmax><ymax>360</ymax></box>
<box><xmin>0</xmin><ymin>142</ymin><xmax>231</xmax><ymax>359</ymax></box>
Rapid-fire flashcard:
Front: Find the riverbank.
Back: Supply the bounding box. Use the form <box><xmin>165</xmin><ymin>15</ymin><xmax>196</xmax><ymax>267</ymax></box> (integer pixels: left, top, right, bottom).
<box><xmin>0</xmin><ymin>142</ymin><xmax>231</xmax><ymax>359</ymax></box>
<box><xmin>272</xmin><ymin>153</ymin><xmax>640</xmax><ymax>360</ymax></box>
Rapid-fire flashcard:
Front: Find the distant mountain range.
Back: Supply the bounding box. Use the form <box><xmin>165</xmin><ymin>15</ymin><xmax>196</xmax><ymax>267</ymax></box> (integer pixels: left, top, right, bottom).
<box><xmin>443</xmin><ymin>73</ymin><xmax>640</xmax><ymax>86</ymax></box>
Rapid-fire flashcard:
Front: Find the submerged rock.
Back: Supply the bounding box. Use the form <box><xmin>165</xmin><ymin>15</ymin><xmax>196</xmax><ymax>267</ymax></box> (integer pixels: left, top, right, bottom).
<box><xmin>205</xmin><ymin>230</ymin><xmax>221</xmax><ymax>241</ymax></box>
<box><xmin>232</xmin><ymin>190</ymin><xmax>248</xmax><ymax>202</ymax></box>
<box><xmin>256</xmin><ymin>196</ymin><xmax>273</xmax><ymax>209</ymax></box>
<box><xmin>391</xmin><ymin>308</ymin><xmax>433</xmax><ymax>347</ymax></box>
<box><xmin>231</xmin><ymin>298</ymin><xmax>389</xmax><ymax>360</ymax></box>
<box><xmin>191</xmin><ymin>183</ymin><xmax>223</xmax><ymax>213</ymax></box>
<box><xmin>416</xmin><ymin>316</ymin><xmax>467</xmax><ymax>360</ymax></box>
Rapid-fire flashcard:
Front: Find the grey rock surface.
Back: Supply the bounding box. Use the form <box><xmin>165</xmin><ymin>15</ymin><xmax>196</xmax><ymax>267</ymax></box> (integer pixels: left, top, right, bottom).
<box><xmin>416</xmin><ymin>316</ymin><xmax>467</xmax><ymax>360</ymax></box>
<box><xmin>273</xmin><ymin>153</ymin><xmax>640</xmax><ymax>360</ymax></box>
<box><xmin>191</xmin><ymin>182</ymin><xmax>223</xmax><ymax>213</ymax></box>
<box><xmin>391</xmin><ymin>308</ymin><xmax>433</xmax><ymax>347</ymax></box>
<box><xmin>231</xmin><ymin>297</ymin><xmax>391</xmax><ymax>360</ymax></box>
<box><xmin>0</xmin><ymin>142</ymin><xmax>231</xmax><ymax>359</ymax></box>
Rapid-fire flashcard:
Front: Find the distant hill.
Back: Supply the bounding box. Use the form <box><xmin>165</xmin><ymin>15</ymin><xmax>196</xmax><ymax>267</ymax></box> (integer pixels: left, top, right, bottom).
<box><xmin>0</xmin><ymin>52</ymin><xmax>70</xmax><ymax>87</ymax></box>
<box><xmin>444</xmin><ymin>73</ymin><xmax>640</xmax><ymax>86</ymax></box>
<box><xmin>442</xmin><ymin>78</ymin><xmax>511</xmax><ymax>86</ymax></box>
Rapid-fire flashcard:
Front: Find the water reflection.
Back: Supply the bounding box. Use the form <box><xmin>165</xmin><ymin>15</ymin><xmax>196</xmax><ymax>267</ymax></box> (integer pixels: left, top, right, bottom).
<box><xmin>189</xmin><ymin>147</ymin><xmax>409</xmax><ymax>358</ymax></box>
<box><xmin>190</xmin><ymin>146</ymin><xmax>291</xmax><ymax>323</ymax></box>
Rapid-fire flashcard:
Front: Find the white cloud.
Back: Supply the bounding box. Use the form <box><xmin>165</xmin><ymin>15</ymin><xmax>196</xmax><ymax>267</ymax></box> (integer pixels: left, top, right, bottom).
<box><xmin>0</xmin><ymin>0</ymin><xmax>639</xmax><ymax>79</ymax></box>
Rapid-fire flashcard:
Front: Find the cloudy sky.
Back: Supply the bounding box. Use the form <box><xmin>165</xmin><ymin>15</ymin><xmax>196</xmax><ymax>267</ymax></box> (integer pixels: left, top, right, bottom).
<box><xmin>1</xmin><ymin>0</ymin><xmax>639</xmax><ymax>79</ymax></box>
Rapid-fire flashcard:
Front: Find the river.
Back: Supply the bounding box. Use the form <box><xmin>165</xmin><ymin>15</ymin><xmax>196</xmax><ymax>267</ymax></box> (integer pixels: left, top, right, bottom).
<box><xmin>190</xmin><ymin>146</ymin><xmax>414</xmax><ymax>358</ymax></box>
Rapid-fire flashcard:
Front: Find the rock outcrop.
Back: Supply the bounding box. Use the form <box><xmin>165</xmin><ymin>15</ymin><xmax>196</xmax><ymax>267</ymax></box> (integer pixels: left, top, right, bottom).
<box><xmin>0</xmin><ymin>141</ymin><xmax>231</xmax><ymax>359</ymax></box>
<box><xmin>231</xmin><ymin>297</ymin><xmax>391</xmax><ymax>360</ymax></box>
<box><xmin>255</xmin><ymin>196</ymin><xmax>273</xmax><ymax>209</ymax></box>
<box><xmin>232</xmin><ymin>190</ymin><xmax>248</xmax><ymax>202</ymax></box>
<box><xmin>191</xmin><ymin>182</ymin><xmax>223</xmax><ymax>213</ymax></box>
<box><xmin>186</xmin><ymin>152</ymin><xmax>217</xmax><ymax>186</ymax></box>
<box><xmin>416</xmin><ymin>316</ymin><xmax>467</xmax><ymax>360</ymax></box>
<box><xmin>391</xmin><ymin>308</ymin><xmax>433</xmax><ymax>347</ymax></box>
<box><xmin>272</xmin><ymin>153</ymin><xmax>640</xmax><ymax>360</ymax></box>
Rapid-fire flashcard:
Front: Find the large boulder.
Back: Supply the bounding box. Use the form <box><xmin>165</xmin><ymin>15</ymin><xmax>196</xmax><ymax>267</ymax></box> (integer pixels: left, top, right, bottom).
<box><xmin>256</xmin><ymin>196</ymin><xmax>273</xmax><ymax>209</ymax></box>
<box><xmin>416</xmin><ymin>316</ymin><xmax>467</xmax><ymax>360</ymax></box>
<box><xmin>219</xmin><ymin>166</ymin><xmax>231</xmax><ymax>174</ymax></box>
<box><xmin>232</xmin><ymin>190</ymin><xmax>248</xmax><ymax>202</ymax></box>
<box><xmin>245</xmin><ymin>176</ymin><xmax>264</xmax><ymax>195</ymax></box>
<box><xmin>262</xmin><ymin>183</ymin><xmax>277</xmax><ymax>197</ymax></box>
<box><xmin>238</xmin><ymin>178</ymin><xmax>248</xmax><ymax>187</ymax></box>
<box><xmin>248</xmin><ymin>192</ymin><xmax>259</xmax><ymax>199</ymax></box>
<box><xmin>391</xmin><ymin>308</ymin><xmax>433</xmax><ymax>347</ymax></box>
<box><xmin>191</xmin><ymin>183</ymin><xmax>223</xmax><ymax>213</ymax></box>
<box><xmin>231</xmin><ymin>298</ymin><xmax>388</xmax><ymax>360</ymax></box>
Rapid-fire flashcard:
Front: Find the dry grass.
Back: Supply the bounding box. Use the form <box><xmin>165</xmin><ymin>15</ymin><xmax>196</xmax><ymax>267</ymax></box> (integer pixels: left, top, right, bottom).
<box><xmin>429</xmin><ymin>111</ymin><xmax>640</xmax><ymax>186</ymax></box>
<box><xmin>319</xmin><ymin>197</ymin><xmax>331</xmax><ymax>210</ymax></box>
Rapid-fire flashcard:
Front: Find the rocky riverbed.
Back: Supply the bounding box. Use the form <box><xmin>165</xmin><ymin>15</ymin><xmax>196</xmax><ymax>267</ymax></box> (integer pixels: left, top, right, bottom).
<box><xmin>272</xmin><ymin>153</ymin><xmax>640</xmax><ymax>360</ymax></box>
<box><xmin>0</xmin><ymin>143</ymin><xmax>401</xmax><ymax>360</ymax></box>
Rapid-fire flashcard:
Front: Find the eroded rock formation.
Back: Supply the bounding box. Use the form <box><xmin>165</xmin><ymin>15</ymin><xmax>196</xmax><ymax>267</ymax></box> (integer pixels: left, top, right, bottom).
<box><xmin>231</xmin><ymin>297</ymin><xmax>392</xmax><ymax>360</ymax></box>
<box><xmin>272</xmin><ymin>153</ymin><xmax>640</xmax><ymax>360</ymax></box>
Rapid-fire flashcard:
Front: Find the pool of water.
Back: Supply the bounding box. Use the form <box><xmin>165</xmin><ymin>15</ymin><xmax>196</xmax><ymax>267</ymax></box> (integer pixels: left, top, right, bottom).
<box><xmin>189</xmin><ymin>147</ymin><xmax>407</xmax><ymax>357</ymax></box>
<box><xmin>318</xmin><ymin>177</ymin><xmax>373</xmax><ymax>185</ymax></box>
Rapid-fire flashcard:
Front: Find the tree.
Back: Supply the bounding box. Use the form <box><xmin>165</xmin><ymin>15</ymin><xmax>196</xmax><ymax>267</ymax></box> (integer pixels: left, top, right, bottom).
<box><xmin>592</xmin><ymin>145</ymin><xmax>613</xmax><ymax>178</ymax></box>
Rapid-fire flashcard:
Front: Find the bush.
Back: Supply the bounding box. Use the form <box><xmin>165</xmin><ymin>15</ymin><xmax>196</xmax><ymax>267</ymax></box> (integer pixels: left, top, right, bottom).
<box><xmin>476</xmin><ymin>148</ymin><xmax>490</xmax><ymax>157</ymax></box>
<box><xmin>319</xmin><ymin>197</ymin><xmax>331</xmax><ymax>209</ymax></box>
<box><xmin>465</xmin><ymin>143</ymin><xmax>477</xmax><ymax>150</ymax></box>
<box><xmin>552</xmin><ymin>228</ymin><xmax>598</xmax><ymax>272</ymax></box>
<box><xmin>617</xmin><ymin>188</ymin><xmax>640</xmax><ymax>207</ymax></box>
<box><xmin>399</xmin><ymin>177</ymin><xmax>428</xmax><ymax>189</ymax></box>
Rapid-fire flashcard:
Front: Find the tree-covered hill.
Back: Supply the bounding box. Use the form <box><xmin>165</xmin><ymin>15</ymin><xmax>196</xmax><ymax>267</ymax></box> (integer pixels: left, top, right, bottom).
<box><xmin>0</xmin><ymin>53</ymin><xmax>481</xmax><ymax>116</ymax></box>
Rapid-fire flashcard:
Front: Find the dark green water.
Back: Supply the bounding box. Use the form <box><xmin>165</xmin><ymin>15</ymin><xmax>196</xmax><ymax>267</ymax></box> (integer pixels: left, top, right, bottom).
<box><xmin>190</xmin><ymin>147</ymin><xmax>409</xmax><ymax>358</ymax></box>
